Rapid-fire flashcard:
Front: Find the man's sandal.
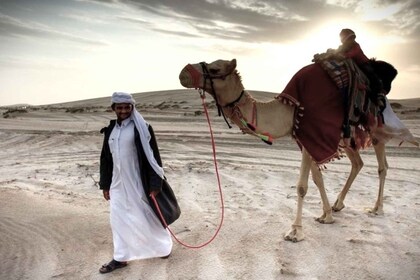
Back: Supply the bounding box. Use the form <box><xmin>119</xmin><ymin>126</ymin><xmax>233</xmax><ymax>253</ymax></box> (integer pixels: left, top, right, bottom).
<box><xmin>99</xmin><ymin>259</ymin><xmax>127</xmax><ymax>274</ymax></box>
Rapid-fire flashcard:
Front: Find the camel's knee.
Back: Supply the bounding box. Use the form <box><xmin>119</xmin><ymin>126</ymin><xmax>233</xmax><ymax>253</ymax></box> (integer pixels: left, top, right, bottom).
<box><xmin>378</xmin><ymin>167</ymin><xmax>387</xmax><ymax>177</ymax></box>
<box><xmin>297</xmin><ymin>185</ymin><xmax>307</xmax><ymax>198</ymax></box>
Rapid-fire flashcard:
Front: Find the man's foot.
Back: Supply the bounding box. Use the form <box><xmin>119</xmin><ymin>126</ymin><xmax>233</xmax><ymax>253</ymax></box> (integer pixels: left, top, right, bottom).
<box><xmin>99</xmin><ymin>259</ymin><xmax>127</xmax><ymax>274</ymax></box>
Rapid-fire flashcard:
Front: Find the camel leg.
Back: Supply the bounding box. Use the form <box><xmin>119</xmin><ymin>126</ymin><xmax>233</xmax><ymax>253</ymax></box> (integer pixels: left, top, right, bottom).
<box><xmin>332</xmin><ymin>147</ymin><xmax>364</xmax><ymax>211</ymax></box>
<box><xmin>284</xmin><ymin>149</ymin><xmax>312</xmax><ymax>242</ymax></box>
<box><xmin>310</xmin><ymin>162</ymin><xmax>334</xmax><ymax>224</ymax></box>
<box><xmin>366</xmin><ymin>142</ymin><xmax>387</xmax><ymax>215</ymax></box>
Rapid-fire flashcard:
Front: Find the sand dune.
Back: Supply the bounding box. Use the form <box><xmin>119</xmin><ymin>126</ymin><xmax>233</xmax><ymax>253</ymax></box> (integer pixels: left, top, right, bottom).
<box><xmin>0</xmin><ymin>89</ymin><xmax>419</xmax><ymax>279</ymax></box>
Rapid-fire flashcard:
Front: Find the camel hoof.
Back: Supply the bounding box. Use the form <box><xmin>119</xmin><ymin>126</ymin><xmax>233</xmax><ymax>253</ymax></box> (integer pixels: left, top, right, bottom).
<box><xmin>314</xmin><ymin>211</ymin><xmax>335</xmax><ymax>224</ymax></box>
<box><xmin>365</xmin><ymin>207</ymin><xmax>384</xmax><ymax>215</ymax></box>
<box><xmin>332</xmin><ymin>201</ymin><xmax>345</xmax><ymax>212</ymax></box>
<box><xmin>315</xmin><ymin>216</ymin><xmax>335</xmax><ymax>224</ymax></box>
<box><xmin>284</xmin><ymin>228</ymin><xmax>304</xmax><ymax>242</ymax></box>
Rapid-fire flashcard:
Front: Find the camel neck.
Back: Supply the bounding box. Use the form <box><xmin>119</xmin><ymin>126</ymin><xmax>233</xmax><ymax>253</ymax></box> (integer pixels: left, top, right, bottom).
<box><xmin>224</xmin><ymin>90</ymin><xmax>245</xmax><ymax>108</ymax></box>
<box><xmin>223</xmin><ymin>91</ymin><xmax>294</xmax><ymax>140</ymax></box>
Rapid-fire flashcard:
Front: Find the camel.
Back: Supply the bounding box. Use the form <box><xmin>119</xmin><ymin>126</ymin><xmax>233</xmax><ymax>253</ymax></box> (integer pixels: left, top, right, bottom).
<box><xmin>178</xmin><ymin>59</ymin><xmax>418</xmax><ymax>242</ymax></box>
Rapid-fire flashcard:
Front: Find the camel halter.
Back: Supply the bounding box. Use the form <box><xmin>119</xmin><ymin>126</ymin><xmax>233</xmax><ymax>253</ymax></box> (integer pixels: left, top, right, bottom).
<box><xmin>198</xmin><ymin>62</ymin><xmax>273</xmax><ymax>145</ymax></box>
<box><xmin>199</xmin><ymin>62</ymin><xmax>234</xmax><ymax>129</ymax></box>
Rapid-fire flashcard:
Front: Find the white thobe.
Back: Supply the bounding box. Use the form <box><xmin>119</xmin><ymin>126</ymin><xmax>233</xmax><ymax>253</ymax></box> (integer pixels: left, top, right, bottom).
<box><xmin>108</xmin><ymin>118</ymin><xmax>172</xmax><ymax>262</ymax></box>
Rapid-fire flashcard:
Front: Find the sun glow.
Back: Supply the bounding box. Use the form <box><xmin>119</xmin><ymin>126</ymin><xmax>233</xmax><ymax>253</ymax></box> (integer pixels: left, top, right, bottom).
<box><xmin>245</xmin><ymin>21</ymin><xmax>384</xmax><ymax>94</ymax></box>
<box><xmin>304</xmin><ymin>24</ymin><xmax>342</xmax><ymax>54</ymax></box>
<box><xmin>300</xmin><ymin>21</ymin><xmax>384</xmax><ymax>57</ymax></box>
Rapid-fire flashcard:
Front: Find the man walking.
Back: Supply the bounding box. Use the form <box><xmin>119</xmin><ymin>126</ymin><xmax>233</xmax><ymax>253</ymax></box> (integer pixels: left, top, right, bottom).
<box><xmin>99</xmin><ymin>92</ymin><xmax>172</xmax><ymax>273</ymax></box>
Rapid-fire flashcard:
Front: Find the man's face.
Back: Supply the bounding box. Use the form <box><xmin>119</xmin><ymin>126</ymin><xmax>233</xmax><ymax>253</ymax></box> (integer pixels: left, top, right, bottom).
<box><xmin>113</xmin><ymin>103</ymin><xmax>133</xmax><ymax>121</ymax></box>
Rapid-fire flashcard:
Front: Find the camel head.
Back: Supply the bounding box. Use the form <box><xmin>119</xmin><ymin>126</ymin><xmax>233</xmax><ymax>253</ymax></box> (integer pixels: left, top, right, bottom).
<box><xmin>179</xmin><ymin>59</ymin><xmax>245</xmax><ymax>107</ymax></box>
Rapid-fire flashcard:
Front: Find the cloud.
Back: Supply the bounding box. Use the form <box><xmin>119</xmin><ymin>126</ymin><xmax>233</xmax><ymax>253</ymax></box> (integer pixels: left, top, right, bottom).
<box><xmin>82</xmin><ymin>0</ymin><xmax>324</xmax><ymax>42</ymax></box>
<box><xmin>151</xmin><ymin>28</ymin><xmax>202</xmax><ymax>38</ymax></box>
<box><xmin>391</xmin><ymin>0</ymin><xmax>420</xmax><ymax>38</ymax></box>
<box><xmin>91</xmin><ymin>0</ymin><xmax>347</xmax><ymax>42</ymax></box>
<box><xmin>2</xmin><ymin>0</ymin><xmax>418</xmax><ymax>45</ymax></box>
<box><xmin>84</xmin><ymin>0</ymin><xmax>418</xmax><ymax>44</ymax></box>
<box><xmin>144</xmin><ymin>0</ymin><xmax>310</xmax><ymax>42</ymax></box>
<box><xmin>0</xmin><ymin>12</ymin><xmax>108</xmax><ymax>46</ymax></box>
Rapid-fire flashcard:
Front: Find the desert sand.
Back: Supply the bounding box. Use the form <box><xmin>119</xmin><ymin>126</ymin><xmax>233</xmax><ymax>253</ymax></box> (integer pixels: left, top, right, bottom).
<box><xmin>0</xmin><ymin>89</ymin><xmax>419</xmax><ymax>280</ymax></box>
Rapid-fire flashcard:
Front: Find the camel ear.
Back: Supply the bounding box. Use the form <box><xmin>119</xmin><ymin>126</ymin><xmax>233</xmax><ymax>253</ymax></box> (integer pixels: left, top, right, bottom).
<box><xmin>227</xmin><ymin>59</ymin><xmax>237</xmax><ymax>73</ymax></box>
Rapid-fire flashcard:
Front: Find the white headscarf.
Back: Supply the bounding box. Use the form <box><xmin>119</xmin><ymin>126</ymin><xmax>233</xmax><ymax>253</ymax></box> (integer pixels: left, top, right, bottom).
<box><xmin>111</xmin><ymin>92</ymin><xmax>164</xmax><ymax>179</ymax></box>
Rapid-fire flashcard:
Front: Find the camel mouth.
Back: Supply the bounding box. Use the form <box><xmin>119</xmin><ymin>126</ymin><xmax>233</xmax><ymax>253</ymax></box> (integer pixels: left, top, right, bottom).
<box><xmin>179</xmin><ymin>64</ymin><xmax>201</xmax><ymax>89</ymax></box>
<box><xmin>179</xmin><ymin>67</ymin><xmax>189</xmax><ymax>87</ymax></box>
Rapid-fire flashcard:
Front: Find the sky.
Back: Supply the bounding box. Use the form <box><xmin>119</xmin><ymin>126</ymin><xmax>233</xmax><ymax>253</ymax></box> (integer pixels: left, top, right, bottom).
<box><xmin>0</xmin><ymin>0</ymin><xmax>419</xmax><ymax>106</ymax></box>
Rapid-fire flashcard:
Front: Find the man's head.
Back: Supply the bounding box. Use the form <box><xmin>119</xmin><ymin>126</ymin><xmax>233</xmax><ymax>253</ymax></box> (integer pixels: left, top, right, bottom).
<box><xmin>111</xmin><ymin>92</ymin><xmax>135</xmax><ymax>122</ymax></box>
<box><xmin>340</xmin><ymin>28</ymin><xmax>356</xmax><ymax>43</ymax></box>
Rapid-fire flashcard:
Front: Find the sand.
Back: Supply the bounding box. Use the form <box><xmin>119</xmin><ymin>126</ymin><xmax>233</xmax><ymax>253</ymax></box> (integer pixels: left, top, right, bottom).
<box><xmin>0</xmin><ymin>89</ymin><xmax>419</xmax><ymax>280</ymax></box>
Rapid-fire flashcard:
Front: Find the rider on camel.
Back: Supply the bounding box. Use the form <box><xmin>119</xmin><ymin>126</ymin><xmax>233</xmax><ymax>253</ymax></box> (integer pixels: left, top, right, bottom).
<box><xmin>336</xmin><ymin>28</ymin><xmax>386</xmax><ymax>111</ymax></box>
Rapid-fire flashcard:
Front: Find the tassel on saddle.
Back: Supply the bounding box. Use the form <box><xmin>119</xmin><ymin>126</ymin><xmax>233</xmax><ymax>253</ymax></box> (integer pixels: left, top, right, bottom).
<box><xmin>240</xmin><ymin>119</ymin><xmax>273</xmax><ymax>145</ymax></box>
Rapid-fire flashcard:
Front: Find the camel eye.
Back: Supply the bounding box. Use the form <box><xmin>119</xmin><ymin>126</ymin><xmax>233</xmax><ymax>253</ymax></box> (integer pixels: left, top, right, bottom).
<box><xmin>209</xmin><ymin>68</ymin><xmax>220</xmax><ymax>75</ymax></box>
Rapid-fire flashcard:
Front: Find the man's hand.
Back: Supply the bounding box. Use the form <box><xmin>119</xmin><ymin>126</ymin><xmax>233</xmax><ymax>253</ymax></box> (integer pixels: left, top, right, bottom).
<box><xmin>377</xmin><ymin>92</ymin><xmax>386</xmax><ymax>113</ymax></box>
<box><xmin>149</xmin><ymin>190</ymin><xmax>160</xmax><ymax>198</ymax></box>
<box><xmin>103</xmin><ymin>190</ymin><xmax>110</xmax><ymax>201</ymax></box>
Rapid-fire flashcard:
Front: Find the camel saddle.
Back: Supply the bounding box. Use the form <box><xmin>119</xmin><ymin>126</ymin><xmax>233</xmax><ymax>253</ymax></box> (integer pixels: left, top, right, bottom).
<box><xmin>313</xmin><ymin>52</ymin><xmax>371</xmax><ymax>126</ymax></box>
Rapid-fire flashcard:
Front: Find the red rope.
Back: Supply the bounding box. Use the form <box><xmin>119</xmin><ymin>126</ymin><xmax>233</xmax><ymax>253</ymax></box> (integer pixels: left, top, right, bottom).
<box><xmin>150</xmin><ymin>92</ymin><xmax>225</xmax><ymax>249</ymax></box>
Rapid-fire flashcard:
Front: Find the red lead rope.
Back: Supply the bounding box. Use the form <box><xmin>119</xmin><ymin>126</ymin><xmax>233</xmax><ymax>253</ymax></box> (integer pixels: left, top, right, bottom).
<box><xmin>150</xmin><ymin>91</ymin><xmax>225</xmax><ymax>249</ymax></box>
